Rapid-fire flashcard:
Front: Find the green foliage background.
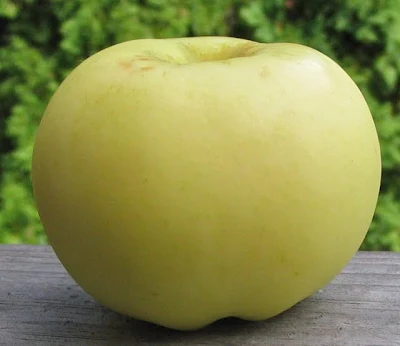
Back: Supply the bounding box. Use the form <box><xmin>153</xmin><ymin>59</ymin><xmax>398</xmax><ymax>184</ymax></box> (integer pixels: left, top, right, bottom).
<box><xmin>1</xmin><ymin>0</ymin><xmax>400</xmax><ymax>250</ymax></box>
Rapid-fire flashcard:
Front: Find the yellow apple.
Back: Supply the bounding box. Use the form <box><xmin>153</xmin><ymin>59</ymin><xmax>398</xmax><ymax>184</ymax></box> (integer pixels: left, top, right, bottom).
<box><xmin>31</xmin><ymin>36</ymin><xmax>381</xmax><ymax>331</ymax></box>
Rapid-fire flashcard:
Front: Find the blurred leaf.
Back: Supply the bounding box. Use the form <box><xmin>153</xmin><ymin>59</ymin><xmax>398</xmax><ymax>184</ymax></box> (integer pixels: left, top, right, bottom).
<box><xmin>0</xmin><ymin>0</ymin><xmax>19</xmax><ymax>19</ymax></box>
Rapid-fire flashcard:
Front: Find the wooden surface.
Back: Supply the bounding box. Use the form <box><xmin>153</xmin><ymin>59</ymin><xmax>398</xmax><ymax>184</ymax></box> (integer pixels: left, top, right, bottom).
<box><xmin>1</xmin><ymin>245</ymin><xmax>400</xmax><ymax>346</ymax></box>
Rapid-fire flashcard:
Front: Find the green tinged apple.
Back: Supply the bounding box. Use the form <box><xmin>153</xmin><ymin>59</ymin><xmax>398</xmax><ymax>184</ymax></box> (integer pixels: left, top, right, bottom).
<box><xmin>32</xmin><ymin>36</ymin><xmax>381</xmax><ymax>331</ymax></box>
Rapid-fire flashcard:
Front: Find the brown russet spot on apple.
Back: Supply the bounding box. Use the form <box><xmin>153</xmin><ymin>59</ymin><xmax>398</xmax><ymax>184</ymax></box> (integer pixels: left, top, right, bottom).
<box><xmin>119</xmin><ymin>59</ymin><xmax>134</xmax><ymax>70</ymax></box>
<box><xmin>136</xmin><ymin>55</ymin><xmax>155</xmax><ymax>61</ymax></box>
<box><xmin>141</xmin><ymin>65</ymin><xmax>155</xmax><ymax>71</ymax></box>
<box><xmin>118</xmin><ymin>56</ymin><xmax>157</xmax><ymax>72</ymax></box>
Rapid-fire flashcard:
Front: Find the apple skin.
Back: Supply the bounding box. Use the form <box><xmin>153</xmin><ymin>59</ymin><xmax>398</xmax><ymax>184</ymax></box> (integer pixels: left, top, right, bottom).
<box><xmin>31</xmin><ymin>36</ymin><xmax>381</xmax><ymax>331</ymax></box>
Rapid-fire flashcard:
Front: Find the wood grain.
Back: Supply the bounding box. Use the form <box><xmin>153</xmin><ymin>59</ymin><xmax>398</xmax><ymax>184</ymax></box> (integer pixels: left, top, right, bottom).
<box><xmin>1</xmin><ymin>245</ymin><xmax>399</xmax><ymax>345</ymax></box>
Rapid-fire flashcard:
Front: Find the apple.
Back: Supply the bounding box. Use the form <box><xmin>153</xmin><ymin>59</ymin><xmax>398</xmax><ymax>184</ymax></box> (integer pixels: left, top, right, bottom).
<box><xmin>31</xmin><ymin>36</ymin><xmax>381</xmax><ymax>331</ymax></box>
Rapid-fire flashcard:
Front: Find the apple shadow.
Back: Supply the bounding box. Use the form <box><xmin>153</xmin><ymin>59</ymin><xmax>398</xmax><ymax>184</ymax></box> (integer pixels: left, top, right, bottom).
<box><xmin>129</xmin><ymin>315</ymin><xmax>265</xmax><ymax>343</ymax></box>
<box><xmin>90</xmin><ymin>299</ymin><xmax>306</xmax><ymax>344</ymax></box>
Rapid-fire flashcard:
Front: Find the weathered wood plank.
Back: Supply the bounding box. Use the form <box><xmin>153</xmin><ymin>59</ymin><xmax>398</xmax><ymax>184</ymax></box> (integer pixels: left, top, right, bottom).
<box><xmin>1</xmin><ymin>245</ymin><xmax>399</xmax><ymax>345</ymax></box>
